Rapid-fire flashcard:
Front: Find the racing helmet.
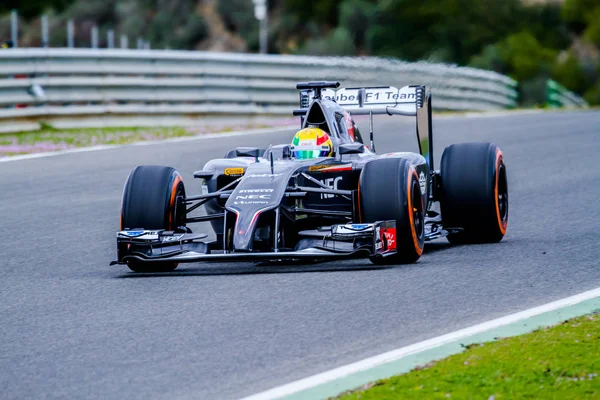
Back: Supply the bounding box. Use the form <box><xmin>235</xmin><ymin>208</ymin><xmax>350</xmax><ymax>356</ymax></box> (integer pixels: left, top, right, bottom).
<box><xmin>291</xmin><ymin>127</ymin><xmax>333</xmax><ymax>159</ymax></box>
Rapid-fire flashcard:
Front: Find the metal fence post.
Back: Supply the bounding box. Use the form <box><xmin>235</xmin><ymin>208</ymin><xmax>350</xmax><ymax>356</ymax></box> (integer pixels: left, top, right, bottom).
<box><xmin>252</xmin><ymin>0</ymin><xmax>268</xmax><ymax>54</ymax></box>
<box><xmin>10</xmin><ymin>10</ymin><xmax>18</xmax><ymax>48</ymax></box>
<box><xmin>120</xmin><ymin>35</ymin><xmax>128</xmax><ymax>49</ymax></box>
<box><xmin>91</xmin><ymin>26</ymin><xmax>99</xmax><ymax>48</ymax></box>
<box><xmin>107</xmin><ymin>30</ymin><xmax>115</xmax><ymax>49</ymax></box>
<box><xmin>260</xmin><ymin>7</ymin><xmax>268</xmax><ymax>54</ymax></box>
<box><xmin>41</xmin><ymin>15</ymin><xmax>49</xmax><ymax>48</ymax></box>
<box><xmin>67</xmin><ymin>20</ymin><xmax>75</xmax><ymax>48</ymax></box>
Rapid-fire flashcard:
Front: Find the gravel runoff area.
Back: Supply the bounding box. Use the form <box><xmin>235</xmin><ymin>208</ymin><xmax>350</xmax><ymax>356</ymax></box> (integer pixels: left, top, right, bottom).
<box><xmin>0</xmin><ymin>118</ymin><xmax>297</xmax><ymax>157</ymax></box>
<box><xmin>335</xmin><ymin>312</ymin><xmax>600</xmax><ymax>400</ymax></box>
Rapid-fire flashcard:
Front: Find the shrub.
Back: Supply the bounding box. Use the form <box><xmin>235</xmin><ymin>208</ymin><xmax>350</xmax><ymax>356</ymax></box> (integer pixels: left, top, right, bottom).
<box><xmin>552</xmin><ymin>50</ymin><xmax>592</xmax><ymax>94</ymax></box>
<box><xmin>498</xmin><ymin>31</ymin><xmax>557</xmax><ymax>82</ymax></box>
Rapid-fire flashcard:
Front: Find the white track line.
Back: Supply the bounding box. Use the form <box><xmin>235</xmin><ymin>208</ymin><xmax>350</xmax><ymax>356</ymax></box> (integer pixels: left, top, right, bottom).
<box><xmin>241</xmin><ymin>286</ymin><xmax>600</xmax><ymax>400</ymax></box>
<box><xmin>0</xmin><ymin>126</ymin><xmax>293</xmax><ymax>163</ymax></box>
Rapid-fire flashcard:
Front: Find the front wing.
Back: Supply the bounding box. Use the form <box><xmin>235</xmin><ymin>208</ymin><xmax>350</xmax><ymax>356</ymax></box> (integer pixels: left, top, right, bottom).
<box><xmin>111</xmin><ymin>221</ymin><xmax>398</xmax><ymax>265</ymax></box>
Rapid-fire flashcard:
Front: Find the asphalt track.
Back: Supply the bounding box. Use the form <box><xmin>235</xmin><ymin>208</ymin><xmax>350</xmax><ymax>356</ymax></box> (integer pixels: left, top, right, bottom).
<box><xmin>1</xmin><ymin>110</ymin><xmax>599</xmax><ymax>400</ymax></box>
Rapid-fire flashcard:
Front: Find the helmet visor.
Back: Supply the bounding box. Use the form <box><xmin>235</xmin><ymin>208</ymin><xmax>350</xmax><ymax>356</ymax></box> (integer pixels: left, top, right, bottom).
<box><xmin>294</xmin><ymin>149</ymin><xmax>322</xmax><ymax>159</ymax></box>
<box><xmin>291</xmin><ymin>145</ymin><xmax>330</xmax><ymax>159</ymax></box>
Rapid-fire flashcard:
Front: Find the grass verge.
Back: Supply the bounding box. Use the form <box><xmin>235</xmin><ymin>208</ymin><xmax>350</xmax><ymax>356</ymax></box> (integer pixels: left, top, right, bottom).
<box><xmin>0</xmin><ymin>122</ymin><xmax>277</xmax><ymax>157</ymax></box>
<box><xmin>334</xmin><ymin>312</ymin><xmax>600</xmax><ymax>399</ymax></box>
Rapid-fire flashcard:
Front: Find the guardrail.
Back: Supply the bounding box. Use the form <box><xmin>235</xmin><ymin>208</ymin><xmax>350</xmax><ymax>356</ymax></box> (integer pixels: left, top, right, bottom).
<box><xmin>0</xmin><ymin>48</ymin><xmax>519</xmax><ymax>130</ymax></box>
<box><xmin>546</xmin><ymin>79</ymin><xmax>588</xmax><ymax>108</ymax></box>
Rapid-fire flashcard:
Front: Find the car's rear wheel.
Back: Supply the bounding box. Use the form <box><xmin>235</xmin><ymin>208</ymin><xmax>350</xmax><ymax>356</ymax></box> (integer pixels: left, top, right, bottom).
<box><xmin>360</xmin><ymin>158</ymin><xmax>425</xmax><ymax>264</ymax></box>
<box><xmin>440</xmin><ymin>142</ymin><xmax>508</xmax><ymax>244</ymax></box>
<box><xmin>121</xmin><ymin>165</ymin><xmax>186</xmax><ymax>272</ymax></box>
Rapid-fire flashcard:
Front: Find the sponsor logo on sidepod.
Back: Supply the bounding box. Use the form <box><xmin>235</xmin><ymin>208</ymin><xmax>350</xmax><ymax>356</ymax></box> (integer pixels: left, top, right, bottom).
<box><xmin>224</xmin><ymin>167</ymin><xmax>245</xmax><ymax>176</ymax></box>
<box><xmin>320</xmin><ymin>177</ymin><xmax>342</xmax><ymax>199</ymax></box>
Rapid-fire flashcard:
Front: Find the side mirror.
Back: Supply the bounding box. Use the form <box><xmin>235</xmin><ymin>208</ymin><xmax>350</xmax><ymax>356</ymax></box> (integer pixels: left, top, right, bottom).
<box><xmin>236</xmin><ymin>147</ymin><xmax>260</xmax><ymax>162</ymax></box>
<box><xmin>193</xmin><ymin>170</ymin><xmax>213</xmax><ymax>179</ymax></box>
<box><xmin>282</xmin><ymin>145</ymin><xmax>292</xmax><ymax>159</ymax></box>
<box><xmin>339</xmin><ymin>143</ymin><xmax>365</xmax><ymax>156</ymax></box>
<box><xmin>263</xmin><ymin>145</ymin><xmax>292</xmax><ymax>160</ymax></box>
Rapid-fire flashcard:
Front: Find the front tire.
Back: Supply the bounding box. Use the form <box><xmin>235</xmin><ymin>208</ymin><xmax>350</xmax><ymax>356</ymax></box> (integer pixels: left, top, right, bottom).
<box><xmin>360</xmin><ymin>158</ymin><xmax>425</xmax><ymax>264</ymax></box>
<box><xmin>121</xmin><ymin>165</ymin><xmax>186</xmax><ymax>272</ymax></box>
<box><xmin>440</xmin><ymin>142</ymin><xmax>508</xmax><ymax>244</ymax></box>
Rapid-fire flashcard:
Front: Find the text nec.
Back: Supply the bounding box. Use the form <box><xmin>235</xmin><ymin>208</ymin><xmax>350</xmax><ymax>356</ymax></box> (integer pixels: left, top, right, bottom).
<box><xmin>320</xmin><ymin>177</ymin><xmax>342</xmax><ymax>199</ymax></box>
<box><xmin>235</xmin><ymin>194</ymin><xmax>272</xmax><ymax>200</ymax></box>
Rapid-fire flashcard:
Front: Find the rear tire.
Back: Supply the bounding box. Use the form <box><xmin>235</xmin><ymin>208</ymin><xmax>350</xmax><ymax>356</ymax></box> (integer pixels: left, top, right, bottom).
<box><xmin>440</xmin><ymin>142</ymin><xmax>508</xmax><ymax>244</ymax></box>
<box><xmin>360</xmin><ymin>158</ymin><xmax>425</xmax><ymax>264</ymax></box>
<box><xmin>121</xmin><ymin>165</ymin><xmax>186</xmax><ymax>272</ymax></box>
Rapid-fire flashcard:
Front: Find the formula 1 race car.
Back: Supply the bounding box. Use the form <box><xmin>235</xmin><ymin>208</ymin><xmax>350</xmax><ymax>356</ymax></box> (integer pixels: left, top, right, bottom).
<box><xmin>112</xmin><ymin>81</ymin><xmax>508</xmax><ymax>272</ymax></box>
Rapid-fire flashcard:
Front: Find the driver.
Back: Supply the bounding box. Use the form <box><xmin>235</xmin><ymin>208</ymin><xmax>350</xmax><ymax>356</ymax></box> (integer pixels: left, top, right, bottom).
<box><xmin>291</xmin><ymin>127</ymin><xmax>333</xmax><ymax>159</ymax></box>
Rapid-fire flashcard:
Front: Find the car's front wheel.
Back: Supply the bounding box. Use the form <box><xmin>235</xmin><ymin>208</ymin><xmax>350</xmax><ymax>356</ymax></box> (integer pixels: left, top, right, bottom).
<box><xmin>360</xmin><ymin>157</ymin><xmax>425</xmax><ymax>265</ymax></box>
<box><xmin>121</xmin><ymin>165</ymin><xmax>186</xmax><ymax>272</ymax></box>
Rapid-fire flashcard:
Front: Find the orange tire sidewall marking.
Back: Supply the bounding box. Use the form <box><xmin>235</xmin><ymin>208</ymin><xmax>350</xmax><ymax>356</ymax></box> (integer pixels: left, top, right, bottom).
<box><xmin>494</xmin><ymin>150</ymin><xmax>507</xmax><ymax>235</ymax></box>
<box><xmin>407</xmin><ymin>167</ymin><xmax>423</xmax><ymax>255</ymax></box>
<box><xmin>119</xmin><ymin>171</ymin><xmax>133</xmax><ymax>231</ymax></box>
<box><xmin>168</xmin><ymin>174</ymin><xmax>182</xmax><ymax>230</ymax></box>
<box><xmin>357</xmin><ymin>179</ymin><xmax>362</xmax><ymax>223</ymax></box>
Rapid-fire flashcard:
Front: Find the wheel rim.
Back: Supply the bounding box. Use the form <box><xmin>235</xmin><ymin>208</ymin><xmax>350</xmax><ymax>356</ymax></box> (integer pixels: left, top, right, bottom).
<box><xmin>497</xmin><ymin>163</ymin><xmax>508</xmax><ymax>223</ymax></box>
<box><xmin>171</xmin><ymin>182</ymin><xmax>186</xmax><ymax>230</ymax></box>
<box><xmin>411</xmin><ymin>180</ymin><xmax>424</xmax><ymax>239</ymax></box>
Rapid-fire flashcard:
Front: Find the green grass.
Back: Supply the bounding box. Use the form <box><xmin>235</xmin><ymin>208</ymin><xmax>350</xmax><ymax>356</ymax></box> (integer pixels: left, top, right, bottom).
<box><xmin>0</xmin><ymin>126</ymin><xmax>194</xmax><ymax>156</ymax></box>
<box><xmin>334</xmin><ymin>312</ymin><xmax>600</xmax><ymax>399</ymax></box>
<box><xmin>0</xmin><ymin>121</ymin><xmax>276</xmax><ymax>156</ymax></box>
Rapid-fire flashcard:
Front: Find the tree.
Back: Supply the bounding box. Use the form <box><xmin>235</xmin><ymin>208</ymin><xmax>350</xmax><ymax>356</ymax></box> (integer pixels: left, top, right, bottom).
<box><xmin>1</xmin><ymin>0</ymin><xmax>74</xmax><ymax>19</ymax></box>
<box><xmin>498</xmin><ymin>31</ymin><xmax>557</xmax><ymax>82</ymax></box>
<box><xmin>368</xmin><ymin>0</ymin><xmax>526</xmax><ymax>64</ymax></box>
<box><xmin>562</xmin><ymin>0</ymin><xmax>599</xmax><ymax>33</ymax></box>
<box><xmin>552</xmin><ymin>51</ymin><xmax>593</xmax><ymax>94</ymax></box>
<box><xmin>283</xmin><ymin>0</ymin><xmax>339</xmax><ymax>28</ymax></box>
<box><xmin>338</xmin><ymin>0</ymin><xmax>376</xmax><ymax>53</ymax></box>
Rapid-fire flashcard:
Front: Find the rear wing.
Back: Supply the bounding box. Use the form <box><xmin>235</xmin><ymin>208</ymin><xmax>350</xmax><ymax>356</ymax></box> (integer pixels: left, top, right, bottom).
<box><xmin>295</xmin><ymin>82</ymin><xmax>434</xmax><ymax>170</ymax></box>
<box><xmin>323</xmin><ymin>86</ymin><xmax>418</xmax><ymax>116</ymax></box>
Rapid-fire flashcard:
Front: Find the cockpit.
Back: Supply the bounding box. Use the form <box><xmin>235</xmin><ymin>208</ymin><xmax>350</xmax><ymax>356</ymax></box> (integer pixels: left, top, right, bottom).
<box><xmin>302</xmin><ymin>100</ymin><xmax>364</xmax><ymax>148</ymax></box>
